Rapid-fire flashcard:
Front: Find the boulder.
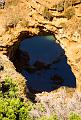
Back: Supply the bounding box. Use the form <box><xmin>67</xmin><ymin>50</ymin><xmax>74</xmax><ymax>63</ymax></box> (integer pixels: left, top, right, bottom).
<box><xmin>33</xmin><ymin>60</ymin><xmax>49</xmax><ymax>71</ymax></box>
<box><xmin>51</xmin><ymin>74</ymin><xmax>64</xmax><ymax>85</ymax></box>
<box><xmin>25</xmin><ymin>66</ymin><xmax>36</xmax><ymax>73</ymax></box>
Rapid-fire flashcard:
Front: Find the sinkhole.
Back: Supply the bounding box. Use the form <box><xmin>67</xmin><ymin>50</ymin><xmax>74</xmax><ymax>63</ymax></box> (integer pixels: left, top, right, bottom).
<box><xmin>14</xmin><ymin>35</ymin><xmax>76</xmax><ymax>93</ymax></box>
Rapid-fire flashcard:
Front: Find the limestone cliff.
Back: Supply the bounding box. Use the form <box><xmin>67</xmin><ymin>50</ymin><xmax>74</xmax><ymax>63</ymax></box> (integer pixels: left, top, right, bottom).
<box><xmin>0</xmin><ymin>0</ymin><xmax>81</xmax><ymax>97</ymax></box>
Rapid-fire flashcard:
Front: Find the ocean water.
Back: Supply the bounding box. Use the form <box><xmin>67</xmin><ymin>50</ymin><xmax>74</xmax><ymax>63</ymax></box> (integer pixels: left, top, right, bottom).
<box><xmin>19</xmin><ymin>36</ymin><xmax>76</xmax><ymax>92</ymax></box>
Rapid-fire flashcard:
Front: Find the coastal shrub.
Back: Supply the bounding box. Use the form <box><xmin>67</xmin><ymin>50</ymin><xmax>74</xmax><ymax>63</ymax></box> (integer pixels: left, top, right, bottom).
<box><xmin>52</xmin><ymin>0</ymin><xmax>72</xmax><ymax>12</ymax></box>
<box><xmin>36</xmin><ymin>114</ymin><xmax>58</xmax><ymax>120</ymax></box>
<box><xmin>19</xmin><ymin>20</ymin><xmax>29</xmax><ymax>28</ymax></box>
<box><xmin>6</xmin><ymin>15</ymin><xmax>22</xmax><ymax>28</ymax></box>
<box><xmin>69</xmin><ymin>112</ymin><xmax>81</xmax><ymax>120</ymax></box>
<box><xmin>0</xmin><ymin>77</ymin><xmax>18</xmax><ymax>98</ymax></box>
<box><xmin>43</xmin><ymin>7</ymin><xmax>53</xmax><ymax>21</ymax></box>
<box><xmin>64</xmin><ymin>7</ymin><xmax>75</xmax><ymax>19</ymax></box>
<box><xmin>5</xmin><ymin>0</ymin><xmax>19</xmax><ymax>7</ymax></box>
<box><xmin>0</xmin><ymin>77</ymin><xmax>33</xmax><ymax>120</ymax></box>
<box><xmin>57</xmin><ymin>1</ymin><xmax>64</xmax><ymax>12</ymax></box>
<box><xmin>64</xmin><ymin>0</ymin><xmax>72</xmax><ymax>10</ymax></box>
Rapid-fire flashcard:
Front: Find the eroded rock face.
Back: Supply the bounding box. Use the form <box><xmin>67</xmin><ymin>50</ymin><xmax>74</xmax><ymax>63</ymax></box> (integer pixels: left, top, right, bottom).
<box><xmin>0</xmin><ymin>0</ymin><xmax>81</xmax><ymax>94</ymax></box>
<box><xmin>0</xmin><ymin>57</ymin><xmax>4</xmax><ymax>71</ymax></box>
<box><xmin>0</xmin><ymin>0</ymin><xmax>5</xmax><ymax>8</ymax></box>
<box><xmin>0</xmin><ymin>54</ymin><xmax>27</xmax><ymax>98</ymax></box>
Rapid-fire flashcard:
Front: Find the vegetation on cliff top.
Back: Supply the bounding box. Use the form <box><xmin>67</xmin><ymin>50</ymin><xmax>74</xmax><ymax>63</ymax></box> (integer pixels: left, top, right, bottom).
<box><xmin>0</xmin><ymin>77</ymin><xmax>33</xmax><ymax>120</ymax></box>
<box><xmin>0</xmin><ymin>76</ymin><xmax>81</xmax><ymax>120</ymax></box>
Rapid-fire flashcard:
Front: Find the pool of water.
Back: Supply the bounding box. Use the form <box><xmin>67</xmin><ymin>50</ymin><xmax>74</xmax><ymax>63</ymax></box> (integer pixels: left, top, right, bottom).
<box><xmin>19</xmin><ymin>35</ymin><xmax>76</xmax><ymax>93</ymax></box>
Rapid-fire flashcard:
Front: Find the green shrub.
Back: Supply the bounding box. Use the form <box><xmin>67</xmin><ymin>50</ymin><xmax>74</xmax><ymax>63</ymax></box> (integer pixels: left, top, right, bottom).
<box><xmin>36</xmin><ymin>114</ymin><xmax>58</xmax><ymax>120</ymax></box>
<box><xmin>69</xmin><ymin>112</ymin><xmax>81</xmax><ymax>120</ymax></box>
<box><xmin>0</xmin><ymin>77</ymin><xmax>33</xmax><ymax>120</ymax></box>
<box><xmin>0</xmin><ymin>77</ymin><xmax>18</xmax><ymax>98</ymax></box>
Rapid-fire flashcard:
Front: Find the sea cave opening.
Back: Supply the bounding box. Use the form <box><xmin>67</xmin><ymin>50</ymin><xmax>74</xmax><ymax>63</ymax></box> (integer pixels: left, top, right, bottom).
<box><xmin>13</xmin><ymin>35</ymin><xmax>76</xmax><ymax>94</ymax></box>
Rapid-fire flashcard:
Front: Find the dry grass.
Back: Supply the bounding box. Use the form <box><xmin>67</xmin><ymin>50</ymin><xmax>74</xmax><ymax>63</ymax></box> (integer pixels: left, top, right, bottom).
<box><xmin>5</xmin><ymin>0</ymin><xmax>19</xmax><ymax>7</ymax></box>
<box><xmin>64</xmin><ymin>6</ymin><xmax>75</xmax><ymax>19</ymax></box>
